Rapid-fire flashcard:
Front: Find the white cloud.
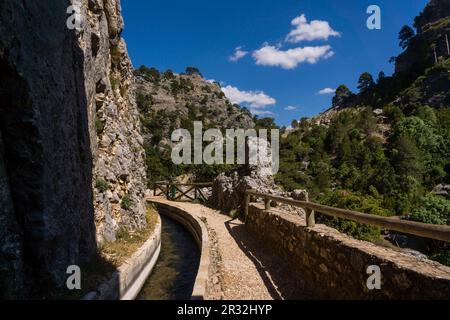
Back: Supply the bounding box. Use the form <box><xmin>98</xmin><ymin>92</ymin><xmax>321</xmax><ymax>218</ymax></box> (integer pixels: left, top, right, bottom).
<box><xmin>229</xmin><ymin>46</ymin><xmax>249</xmax><ymax>62</ymax></box>
<box><xmin>252</xmin><ymin>44</ymin><xmax>334</xmax><ymax>69</ymax></box>
<box><xmin>286</xmin><ymin>14</ymin><xmax>340</xmax><ymax>43</ymax></box>
<box><xmin>284</xmin><ymin>106</ymin><xmax>297</xmax><ymax>111</ymax></box>
<box><xmin>317</xmin><ymin>87</ymin><xmax>336</xmax><ymax>95</ymax></box>
<box><xmin>251</xmin><ymin>110</ymin><xmax>274</xmax><ymax>116</ymax></box>
<box><xmin>221</xmin><ymin>85</ymin><xmax>276</xmax><ymax>109</ymax></box>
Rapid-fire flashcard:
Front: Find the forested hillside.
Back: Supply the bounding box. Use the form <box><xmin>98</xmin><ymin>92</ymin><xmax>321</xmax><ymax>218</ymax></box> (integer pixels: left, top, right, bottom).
<box><xmin>276</xmin><ymin>0</ymin><xmax>450</xmax><ymax>264</ymax></box>
<box><xmin>134</xmin><ymin>66</ymin><xmax>254</xmax><ymax>184</ymax></box>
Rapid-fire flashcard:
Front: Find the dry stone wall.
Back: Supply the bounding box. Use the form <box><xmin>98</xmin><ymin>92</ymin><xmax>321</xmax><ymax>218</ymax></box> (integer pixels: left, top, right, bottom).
<box><xmin>247</xmin><ymin>204</ymin><xmax>450</xmax><ymax>299</ymax></box>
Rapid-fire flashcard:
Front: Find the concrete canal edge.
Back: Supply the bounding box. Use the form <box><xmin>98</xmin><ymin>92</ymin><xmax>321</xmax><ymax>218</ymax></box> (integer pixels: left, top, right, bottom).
<box><xmin>83</xmin><ymin>214</ymin><xmax>162</xmax><ymax>300</ymax></box>
<box><xmin>150</xmin><ymin>200</ymin><xmax>211</xmax><ymax>300</ymax></box>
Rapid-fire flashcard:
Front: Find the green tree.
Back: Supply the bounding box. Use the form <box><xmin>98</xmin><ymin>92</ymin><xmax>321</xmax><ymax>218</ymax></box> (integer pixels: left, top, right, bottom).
<box><xmin>411</xmin><ymin>195</ymin><xmax>450</xmax><ymax>225</ymax></box>
<box><xmin>185</xmin><ymin>66</ymin><xmax>203</xmax><ymax>77</ymax></box>
<box><xmin>399</xmin><ymin>25</ymin><xmax>415</xmax><ymax>49</ymax></box>
<box><xmin>316</xmin><ymin>190</ymin><xmax>390</xmax><ymax>241</ymax></box>
<box><xmin>332</xmin><ymin>85</ymin><xmax>353</xmax><ymax>108</ymax></box>
<box><xmin>163</xmin><ymin>69</ymin><xmax>175</xmax><ymax>79</ymax></box>
<box><xmin>135</xmin><ymin>65</ymin><xmax>160</xmax><ymax>82</ymax></box>
<box><xmin>377</xmin><ymin>71</ymin><xmax>385</xmax><ymax>83</ymax></box>
<box><xmin>392</xmin><ymin>135</ymin><xmax>423</xmax><ymax>182</ymax></box>
<box><xmin>357</xmin><ymin>72</ymin><xmax>375</xmax><ymax>93</ymax></box>
<box><xmin>254</xmin><ymin>117</ymin><xmax>278</xmax><ymax>130</ymax></box>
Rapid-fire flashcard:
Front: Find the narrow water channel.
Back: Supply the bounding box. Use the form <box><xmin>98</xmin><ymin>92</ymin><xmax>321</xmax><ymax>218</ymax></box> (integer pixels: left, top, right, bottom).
<box><xmin>137</xmin><ymin>215</ymin><xmax>200</xmax><ymax>300</ymax></box>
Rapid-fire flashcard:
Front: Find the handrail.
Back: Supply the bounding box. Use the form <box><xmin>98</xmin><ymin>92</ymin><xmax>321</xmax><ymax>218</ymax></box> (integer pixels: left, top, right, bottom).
<box><xmin>245</xmin><ymin>189</ymin><xmax>450</xmax><ymax>243</ymax></box>
<box><xmin>153</xmin><ymin>181</ymin><xmax>213</xmax><ymax>202</ymax></box>
<box><xmin>154</xmin><ymin>181</ymin><xmax>213</xmax><ymax>187</ymax></box>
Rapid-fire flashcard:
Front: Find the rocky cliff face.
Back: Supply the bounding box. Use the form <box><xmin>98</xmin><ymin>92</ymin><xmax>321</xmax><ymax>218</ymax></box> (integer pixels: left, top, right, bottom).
<box><xmin>0</xmin><ymin>0</ymin><xmax>147</xmax><ymax>298</ymax></box>
<box><xmin>395</xmin><ymin>0</ymin><xmax>450</xmax><ymax>75</ymax></box>
<box><xmin>414</xmin><ymin>0</ymin><xmax>450</xmax><ymax>32</ymax></box>
<box><xmin>134</xmin><ymin>67</ymin><xmax>254</xmax><ymax>183</ymax></box>
<box><xmin>83</xmin><ymin>0</ymin><xmax>147</xmax><ymax>243</ymax></box>
<box><xmin>135</xmin><ymin>68</ymin><xmax>254</xmax><ymax>145</ymax></box>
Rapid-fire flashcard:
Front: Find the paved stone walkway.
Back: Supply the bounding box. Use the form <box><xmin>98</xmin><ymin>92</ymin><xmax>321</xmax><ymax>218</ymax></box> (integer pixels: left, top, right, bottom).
<box><xmin>149</xmin><ymin>198</ymin><xmax>299</xmax><ymax>300</ymax></box>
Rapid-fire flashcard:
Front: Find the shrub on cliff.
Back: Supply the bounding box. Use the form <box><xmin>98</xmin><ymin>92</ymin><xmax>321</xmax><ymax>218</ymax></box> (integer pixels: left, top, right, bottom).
<box><xmin>185</xmin><ymin>66</ymin><xmax>203</xmax><ymax>77</ymax></box>
<box><xmin>135</xmin><ymin>65</ymin><xmax>161</xmax><ymax>83</ymax></box>
<box><xmin>121</xmin><ymin>195</ymin><xmax>134</xmax><ymax>210</ymax></box>
<box><xmin>411</xmin><ymin>195</ymin><xmax>450</xmax><ymax>225</ymax></box>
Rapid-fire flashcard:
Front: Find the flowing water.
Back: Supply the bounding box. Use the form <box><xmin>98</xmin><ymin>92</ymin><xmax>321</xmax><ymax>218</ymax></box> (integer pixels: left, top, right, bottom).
<box><xmin>137</xmin><ymin>215</ymin><xmax>200</xmax><ymax>300</ymax></box>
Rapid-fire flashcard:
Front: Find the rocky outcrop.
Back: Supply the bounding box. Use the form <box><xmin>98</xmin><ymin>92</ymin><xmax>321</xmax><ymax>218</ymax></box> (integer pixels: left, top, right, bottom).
<box><xmin>414</xmin><ymin>0</ymin><xmax>450</xmax><ymax>32</ymax></box>
<box><xmin>396</xmin><ymin>0</ymin><xmax>450</xmax><ymax>75</ymax></box>
<box><xmin>135</xmin><ymin>67</ymin><xmax>254</xmax><ymax>148</ymax></box>
<box><xmin>82</xmin><ymin>0</ymin><xmax>147</xmax><ymax>243</ymax></box>
<box><xmin>433</xmin><ymin>184</ymin><xmax>450</xmax><ymax>196</ymax></box>
<box><xmin>134</xmin><ymin>66</ymin><xmax>255</xmax><ymax>183</ymax></box>
<box><xmin>397</xmin><ymin>57</ymin><xmax>450</xmax><ymax>109</ymax></box>
<box><xmin>209</xmin><ymin>137</ymin><xmax>305</xmax><ymax>217</ymax></box>
<box><xmin>0</xmin><ymin>0</ymin><xmax>147</xmax><ymax>298</ymax></box>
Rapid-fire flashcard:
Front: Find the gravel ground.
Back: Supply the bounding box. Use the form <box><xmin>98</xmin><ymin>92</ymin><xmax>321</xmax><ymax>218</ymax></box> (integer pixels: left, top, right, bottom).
<box><xmin>152</xmin><ymin>198</ymin><xmax>300</xmax><ymax>300</ymax></box>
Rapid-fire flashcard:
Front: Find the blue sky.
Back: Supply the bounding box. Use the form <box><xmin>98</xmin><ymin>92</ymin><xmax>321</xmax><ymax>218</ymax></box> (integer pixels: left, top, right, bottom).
<box><xmin>122</xmin><ymin>0</ymin><xmax>428</xmax><ymax>127</ymax></box>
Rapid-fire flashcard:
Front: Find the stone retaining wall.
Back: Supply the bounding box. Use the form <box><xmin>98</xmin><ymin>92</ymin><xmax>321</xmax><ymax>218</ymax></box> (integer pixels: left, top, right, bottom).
<box><xmin>84</xmin><ymin>214</ymin><xmax>162</xmax><ymax>300</ymax></box>
<box><xmin>247</xmin><ymin>203</ymin><xmax>450</xmax><ymax>299</ymax></box>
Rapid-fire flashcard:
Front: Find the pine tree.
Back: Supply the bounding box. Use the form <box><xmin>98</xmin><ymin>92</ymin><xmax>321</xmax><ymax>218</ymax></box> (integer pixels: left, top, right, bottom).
<box><xmin>332</xmin><ymin>85</ymin><xmax>353</xmax><ymax>108</ymax></box>
<box><xmin>399</xmin><ymin>25</ymin><xmax>415</xmax><ymax>49</ymax></box>
<box><xmin>377</xmin><ymin>71</ymin><xmax>385</xmax><ymax>83</ymax></box>
<box><xmin>357</xmin><ymin>72</ymin><xmax>375</xmax><ymax>93</ymax></box>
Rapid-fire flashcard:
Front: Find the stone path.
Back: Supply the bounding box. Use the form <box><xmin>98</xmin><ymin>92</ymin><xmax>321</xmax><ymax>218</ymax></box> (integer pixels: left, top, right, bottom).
<box><xmin>149</xmin><ymin>198</ymin><xmax>299</xmax><ymax>300</ymax></box>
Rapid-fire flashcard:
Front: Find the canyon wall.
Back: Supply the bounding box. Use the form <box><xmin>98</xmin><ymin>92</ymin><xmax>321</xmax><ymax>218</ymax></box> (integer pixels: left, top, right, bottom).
<box><xmin>0</xmin><ymin>0</ymin><xmax>147</xmax><ymax>298</ymax></box>
<box><xmin>83</xmin><ymin>0</ymin><xmax>147</xmax><ymax>243</ymax></box>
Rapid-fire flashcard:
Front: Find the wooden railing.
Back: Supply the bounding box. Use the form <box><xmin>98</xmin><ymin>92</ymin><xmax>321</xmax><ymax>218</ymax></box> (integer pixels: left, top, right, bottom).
<box><xmin>153</xmin><ymin>181</ymin><xmax>213</xmax><ymax>202</ymax></box>
<box><xmin>245</xmin><ymin>189</ymin><xmax>450</xmax><ymax>243</ymax></box>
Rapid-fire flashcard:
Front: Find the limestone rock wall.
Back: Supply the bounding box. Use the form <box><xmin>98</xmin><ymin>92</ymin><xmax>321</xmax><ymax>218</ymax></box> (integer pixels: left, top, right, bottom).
<box><xmin>0</xmin><ymin>0</ymin><xmax>147</xmax><ymax>298</ymax></box>
<box><xmin>80</xmin><ymin>0</ymin><xmax>147</xmax><ymax>242</ymax></box>
<box><xmin>0</xmin><ymin>0</ymin><xmax>97</xmax><ymax>297</ymax></box>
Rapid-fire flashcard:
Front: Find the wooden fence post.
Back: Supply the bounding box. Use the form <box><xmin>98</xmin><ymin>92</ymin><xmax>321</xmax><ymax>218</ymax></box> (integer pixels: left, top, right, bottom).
<box><xmin>264</xmin><ymin>198</ymin><xmax>271</xmax><ymax>210</ymax></box>
<box><xmin>305</xmin><ymin>193</ymin><xmax>315</xmax><ymax>228</ymax></box>
<box><xmin>306</xmin><ymin>208</ymin><xmax>315</xmax><ymax>228</ymax></box>
<box><xmin>244</xmin><ymin>192</ymin><xmax>250</xmax><ymax>222</ymax></box>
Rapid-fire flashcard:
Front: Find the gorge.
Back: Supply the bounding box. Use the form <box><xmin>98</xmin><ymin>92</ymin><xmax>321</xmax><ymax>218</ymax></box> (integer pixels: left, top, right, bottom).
<box><xmin>1</xmin><ymin>0</ymin><xmax>450</xmax><ymax>300</ymax></box>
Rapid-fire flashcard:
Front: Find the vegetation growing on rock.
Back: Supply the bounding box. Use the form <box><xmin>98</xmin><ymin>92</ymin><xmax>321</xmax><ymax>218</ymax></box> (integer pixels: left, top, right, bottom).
<box><xmin>134</xmin><ymin>66</ymin><xmax>254</xmax><ymax>184</ymax></box>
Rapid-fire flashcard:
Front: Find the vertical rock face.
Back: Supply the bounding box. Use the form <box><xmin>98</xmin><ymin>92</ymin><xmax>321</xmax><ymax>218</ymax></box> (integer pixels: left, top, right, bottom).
<box><xmin>414</xmin><ymin>0</ymin><xmax>450</xmax><ymax>32</ymax></box>
<box><xmin>0</xmin><ymin>0</ymin><xmax>96</xmax><ymax>297</ymax></box>
<box><xmin>395</xmin><ymin>0</ymin><xmax>450</xmax><ymax>75</ymax></box>
<box><xmin>82</xmin><ymin>0</ymin><xmax>147</xmax><ymax>243</ymax></box>
<box><xmin>0</xmin><ymin>0</ymin><xmax>147</xmax><ymax>298</ymax></box>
